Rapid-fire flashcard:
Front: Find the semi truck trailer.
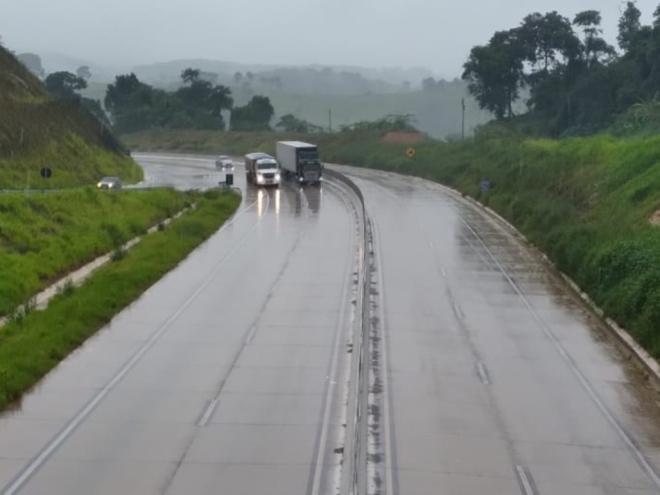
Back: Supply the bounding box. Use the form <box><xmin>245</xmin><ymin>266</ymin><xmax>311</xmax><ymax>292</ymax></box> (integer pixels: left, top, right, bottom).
<box><xmin>244</xmin><ymin>152</ymin><xmax>281</xmax><ymax>187</ymax></box>
<box><xmin>276</xmin><ymin>141</ymin><xmax>323</xmax><ymax>185</ymax></box>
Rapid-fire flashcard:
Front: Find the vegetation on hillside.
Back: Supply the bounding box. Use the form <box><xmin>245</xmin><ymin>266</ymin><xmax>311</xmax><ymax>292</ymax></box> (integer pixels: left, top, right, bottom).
<box><xmin>0</xmin><ymin>190</ymin><xmax>240</xmax><ymax>410</ymax></box>
<box><xmin>0</xmin><ymin>188</ymin><xmax>189</xmax><ymax>317</ymax></box>
<box><xmin>0</xmin><ymin>45</ymin><xmax>140</xmax><ymax>188</ymax></box>
<box><xmin>463</xmin><ymin>3</ymin><xmax>660</xmax><ymax>136</ymax></box>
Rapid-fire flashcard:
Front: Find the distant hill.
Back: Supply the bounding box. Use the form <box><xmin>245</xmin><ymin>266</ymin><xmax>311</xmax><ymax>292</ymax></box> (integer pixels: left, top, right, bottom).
<box><xmin>130</xmin><ymin>59</ymin><xmax>432</xmax><ymax>93</ymax></box>
<box><xmin>231</xmin><ymin>82</ymin><xmax>490</xmax><ymax>138</ymax></box>
<box><xmin>0</xmin><ymin>45</ymin><xmax>141</xmax><ymax>188</ymax></box>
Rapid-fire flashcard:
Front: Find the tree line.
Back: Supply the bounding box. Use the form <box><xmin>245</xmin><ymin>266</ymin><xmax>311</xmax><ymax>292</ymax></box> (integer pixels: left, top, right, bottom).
<box><xmin>462</xmin><ymin>2</ymin><xmax>660</xmax><ymax>136</ymax></box>
<box><xmin>104</xmin><ymin>69</ymin><xmax>277</xmax><ymax>134</ymax></box>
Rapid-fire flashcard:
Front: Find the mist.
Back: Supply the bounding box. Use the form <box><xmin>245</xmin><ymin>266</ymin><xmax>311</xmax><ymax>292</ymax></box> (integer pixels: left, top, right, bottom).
<box><xmin>2</xmin><ymin>0</ymin><xmax>658</xmax><ymax>77</ymax></box>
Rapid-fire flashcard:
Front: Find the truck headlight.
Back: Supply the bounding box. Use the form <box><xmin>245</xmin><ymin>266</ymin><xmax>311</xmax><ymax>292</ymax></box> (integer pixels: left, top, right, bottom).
<box><xmin>256</xmin><ymin>175</ymin><xmax>264</xmax><ymax>184</ymax></box>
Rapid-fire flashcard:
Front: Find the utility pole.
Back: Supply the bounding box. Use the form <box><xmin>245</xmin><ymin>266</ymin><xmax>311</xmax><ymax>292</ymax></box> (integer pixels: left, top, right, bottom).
<box><xmin>328</xmin><ymin>108</ymin><xmax>332</xmax><ymax>133</ymax></box>
<box><xmin>461</xmin><ymin>98</ymin><xmax>466</xmax><ymax>140</ymax></box>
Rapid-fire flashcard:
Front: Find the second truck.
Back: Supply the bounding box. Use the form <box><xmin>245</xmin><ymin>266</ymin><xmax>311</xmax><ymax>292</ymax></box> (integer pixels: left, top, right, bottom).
<box><xmin>276</xmin><ymin>141</ymin><xmax>323</xmax><ymax>185</ymax></box>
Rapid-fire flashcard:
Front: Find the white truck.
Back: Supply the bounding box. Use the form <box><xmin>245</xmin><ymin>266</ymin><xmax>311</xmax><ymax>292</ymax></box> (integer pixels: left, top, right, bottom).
<box><xmin>244</xmin><ymin>152</ymin><xmax>281</xmax><ymax>187</ymax></box>
<box><xmin>276</xmin><ymin>141</ymin><xmax>323</xmax><ymax>185</ymax></box>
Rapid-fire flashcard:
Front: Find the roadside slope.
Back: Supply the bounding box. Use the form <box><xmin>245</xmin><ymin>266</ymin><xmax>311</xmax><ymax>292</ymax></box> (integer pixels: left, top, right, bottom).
<box><xmin>322</xmin><ymin>130</ymin><xmax>660</xmax><ymax>359</ymax></box>
<box><xmin>0</xmin><ymin>45</ymin><xmax>141</xmax><ymax>188</ymax></box>
<box><xmin>0</xmin><ymin>189</ymin><xmax>240</xmax><ymax>410</ymax></box>
<box><xmin>0</xmin><ymin>188</ymin><xmax>190</xmax><ymax>318</ymax></box>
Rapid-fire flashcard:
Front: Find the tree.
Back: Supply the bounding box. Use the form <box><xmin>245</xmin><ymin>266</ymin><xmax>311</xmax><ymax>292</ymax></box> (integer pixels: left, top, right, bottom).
<box><xmin>17</xmin><ymin>53</ymin><xmax>45</xmax><ymax>78</ymax></box>
<box><xmin>463</xmin><ymin>29</ymin><xmax>526</xmax><ymax>119</ymax></box>
<box><xmin>44</xmin><ymin>71</ymin><xmax>87</xmax><ymax>100</ymax></box>
<box><xmin>233</xmin><ymin>72</ymin><xmax>243</xmax><ymax>85</ymax></box>
<box><xmin>76</xmin><ymin>65</ymin><xmax>92</xmax><ymax>80</ymax></box>
<box><xmin>181</xmin><ymin>68</ymin><xmax>201</xmax><ymax>85</ymax></box>
<box><xmin>518</xmin><ymin>12</ymin><xmax>581</xmax><ymax>74</ymax></box>
<box><xmin>573</xmin><ymin>11</ymin><xmax>616</xmax><ymax>66</ymax></box>
<box><xmin>231</xmin><ymin>95</ymin><xmax>274</xmax><ymax>131</ymax></box>
<box><xmin>618</xmin><ymin>2</ymin><xmax>642</xmax><ymax>52</ymax></box>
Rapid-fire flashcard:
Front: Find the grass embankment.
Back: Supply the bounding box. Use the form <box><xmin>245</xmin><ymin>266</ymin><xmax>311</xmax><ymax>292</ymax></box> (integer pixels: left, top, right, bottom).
<box><xmin>0</xmin><ymin>189</ymin><xmax>240</xmax><ymax>409</ymax></box>
<box><xmin>0</xmin><ymin>188</ymin><xmax>189</xmax><ymax>317</ymax></box>
<box><xmin>0</xmin><ymin>45</ymin><xmax>142</xmax><ymax>188</ymax></box>
<box><xmin>125</xmin><ymin>128</ymin><xmax>660</xmax><ymax>359</ymax></box>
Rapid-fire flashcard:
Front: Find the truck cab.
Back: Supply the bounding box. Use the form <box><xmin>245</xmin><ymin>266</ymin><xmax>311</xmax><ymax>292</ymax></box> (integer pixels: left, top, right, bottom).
<box><xmin>244</xmin><ymin>153</ymin><xmax>281</xmax><ymax>187</ymax></box>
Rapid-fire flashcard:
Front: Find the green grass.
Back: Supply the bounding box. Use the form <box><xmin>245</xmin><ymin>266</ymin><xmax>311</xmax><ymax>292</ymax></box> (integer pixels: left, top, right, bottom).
<box><xmin>0</xmin><ymin>188</ymin><xmax>191</xmax><ymax>317</ymax></box>
<box><xmin>125</xmin><ymin>127</ymin><xmax>660</xmax><ymax>359</ymax></box>
<box><xmin>0</xmin><ymin>189</ymin><xmax>240</xmax><ymax>410</ymax></box>
<box><xmin>0</xmin><ymin>45</ymin><xmax>142</xmax><ymax>189</ymax></box>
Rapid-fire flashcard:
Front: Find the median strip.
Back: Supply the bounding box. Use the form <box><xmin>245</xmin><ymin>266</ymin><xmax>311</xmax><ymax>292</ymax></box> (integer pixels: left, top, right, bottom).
<box><xmin>0</xmin><ymin>203</ymin><xmax>194</xmax><ymax>330</ymax></box>
<box><xmin>0</xmin><ymin>189</ymin><xmax>240</xmax><ymax>411</ymax></box>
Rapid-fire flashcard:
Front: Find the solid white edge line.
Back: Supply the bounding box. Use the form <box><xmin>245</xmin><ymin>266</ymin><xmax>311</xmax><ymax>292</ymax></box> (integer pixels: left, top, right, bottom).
<box><xmin>515</xmin><ymin>465</ymin><xmax>535</xmax><ymax>495</ymax></box>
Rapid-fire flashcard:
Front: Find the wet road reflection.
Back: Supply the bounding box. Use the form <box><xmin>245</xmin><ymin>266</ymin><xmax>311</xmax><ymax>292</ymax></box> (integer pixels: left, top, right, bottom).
<box><xmin>0</xmin><ymin>154</ymin><xmax>355</xmax><ymax>495</ymax></box>
<box><xmin>338</xmin><ymin>165</ymin><xmax>660</xmax><ymax>495</ymax></box>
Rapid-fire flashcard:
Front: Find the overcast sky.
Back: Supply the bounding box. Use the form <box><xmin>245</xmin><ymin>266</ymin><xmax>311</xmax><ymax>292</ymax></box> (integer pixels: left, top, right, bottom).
<box><xmin>1</xmin><ymin>0</ymin><xmax>658</xmax><ymax>77</ymax></box>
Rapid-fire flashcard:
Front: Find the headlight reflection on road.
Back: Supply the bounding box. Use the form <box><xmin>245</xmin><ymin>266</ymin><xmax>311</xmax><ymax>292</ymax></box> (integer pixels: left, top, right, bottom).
<box><xmin>275</xmin><ymin>189</ymin><xmax>281</xmax><ymax>215</ymax></box>
<box><xmin>257</xmin><ymin>189</ymin><xmax>265</xmax><ymax>217</ymax></box>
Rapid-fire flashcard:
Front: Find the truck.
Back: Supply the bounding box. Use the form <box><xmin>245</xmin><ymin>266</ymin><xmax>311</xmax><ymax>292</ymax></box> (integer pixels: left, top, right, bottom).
<box><xmin>276</xmin><ymin>141</ymin><xmax>323</xmax><ymax>185</ymax></box>
<box><xmin>244</xmin><ymin>152</ymin><xmax>281</xmax><ymax>187</ymax></box>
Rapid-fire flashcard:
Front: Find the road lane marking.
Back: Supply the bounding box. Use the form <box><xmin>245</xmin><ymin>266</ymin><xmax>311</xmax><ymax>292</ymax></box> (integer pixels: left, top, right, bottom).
<box><xmin>461</xmin><ymin>218</ymin><xmax>660</xmax><ymax>490</ymax></box>
<box><xmin>244</xmin><ymin>324</ymin><xmax>258</xmax><ymax>344</ymax></box>
<box><xmin>197</xmin><ymin>398</ymin><xmax>219</xmax><ymax>427</ymax></box>
<box><xmin>476</xmin><ymin>361</ymin><xmax>491</xmax><ymax>385</ymax></box>
<box><xmin>515</xmin><ymin>465</ymin><xmax>537</xmax><ymax>495</ymax></box>
<box><xmin>1</xmin><ymin>198</ymin><xmax>262</xmax><ymax>495</ymax></box>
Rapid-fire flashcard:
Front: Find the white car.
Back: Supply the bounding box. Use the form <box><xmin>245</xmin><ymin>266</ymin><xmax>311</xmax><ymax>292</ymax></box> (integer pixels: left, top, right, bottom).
<box><xmin>97</xmin><ymin>177</ymin><xmax>122</xmax><ymax>190</ymax></box>
<box><xmin>215</xmin><ymin>155</ymin><xmax>234</xmax><ymax>172</ymax></box>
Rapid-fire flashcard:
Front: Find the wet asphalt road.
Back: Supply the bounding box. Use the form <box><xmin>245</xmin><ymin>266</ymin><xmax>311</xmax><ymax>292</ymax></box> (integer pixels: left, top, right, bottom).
<box><xmin>1</xmin><ymin>154</ymin><xmax>660</xmax><ymax>494</ymax></box>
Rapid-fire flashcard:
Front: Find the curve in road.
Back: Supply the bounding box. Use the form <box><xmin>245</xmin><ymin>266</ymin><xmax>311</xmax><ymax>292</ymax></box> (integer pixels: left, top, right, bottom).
<box><xmin>1</xmin><ymin>155</ymin><xmax>660</xmax><ymax>495</ymax></box>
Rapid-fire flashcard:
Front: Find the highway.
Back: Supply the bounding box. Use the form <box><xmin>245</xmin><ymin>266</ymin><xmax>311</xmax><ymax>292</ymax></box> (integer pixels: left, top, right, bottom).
<box><xmin>1</xmin><ymin>154</ymin><xmax>660</xmax><ymax>494</ymax></box>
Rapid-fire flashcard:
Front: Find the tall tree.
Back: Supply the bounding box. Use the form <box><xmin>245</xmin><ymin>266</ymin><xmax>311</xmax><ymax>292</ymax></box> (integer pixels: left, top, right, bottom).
<box><xmin>573</xmin><ymin>10</ymin><xmax>616</xmax><ymax>66</ymax></box>
<box><xmin>463</xmin><ymin>29</ymin><xmax>526</xmax><ymax>119</ymax></box>
<box><xmin>618</xmin><ymin>2</ymin><xmax>642</xmax><ymax>52</ymax></box>
<box><xmin>518</xmin><ymin>11</ymin><xmax>580</xmax><ymax>74</ymax></box>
